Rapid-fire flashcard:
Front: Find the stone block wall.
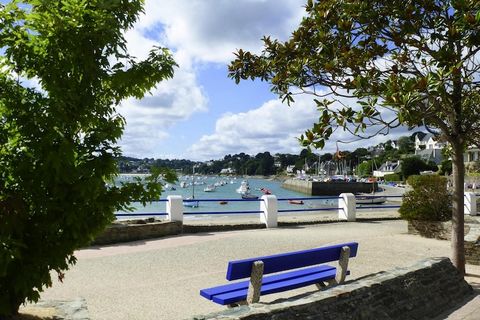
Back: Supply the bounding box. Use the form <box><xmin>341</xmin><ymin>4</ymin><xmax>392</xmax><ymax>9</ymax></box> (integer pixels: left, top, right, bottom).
<box><xmin>92</xmin><ymin>220</ymin><xmax>182</xmax><ymax>245</ymax></box>
<box><xmin>465</xmin><ymin>221</ymin><xmax>480</xmax><ymax>265</ymax></box>
<box><xmin>407</xmin><ymin>220</ymin><xmax>453</xmax><ymax>240</ymax></box>
<box><xmin>20</xmin><ymin>298</ymin><xmax>89</xmax><ymax>320</ymax></box>
<box><xmin>465</xmin><ymin>241</ymin><xmax>480</xmax><ymax>265</ymax></box>
<box><xmin>192</xmin><ymin>258</ymin><xmax>473</xmax><ymax>320</ymax></box>
<box><xmin>408</xmin><ymin>218</ymin><xmax>480</xmax><ymax>265</ymax></box>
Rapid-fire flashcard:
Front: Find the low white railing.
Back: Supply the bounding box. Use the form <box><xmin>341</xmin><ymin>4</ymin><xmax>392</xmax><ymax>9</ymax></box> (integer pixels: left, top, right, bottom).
<box><xmin>116</xmin><ymin>192</ymin><xmax>478</xmax><ymax>228</ymax></box>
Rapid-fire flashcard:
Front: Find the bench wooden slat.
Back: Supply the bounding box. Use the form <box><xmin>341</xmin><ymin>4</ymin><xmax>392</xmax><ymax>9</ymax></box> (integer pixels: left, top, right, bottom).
<box><xmin>212</xmin><ymin>268</ymin><xmax>338</xmax><ymax>305</ymax></box>
<box><xmin>200</xmin><ymin>265</ymin><xmax>335</xmax><ymax>300</ymax></box>
<box><xmin>226</xmin><ymin>242</ymin><xmax>358</xmax><ymax>280</ymax></box>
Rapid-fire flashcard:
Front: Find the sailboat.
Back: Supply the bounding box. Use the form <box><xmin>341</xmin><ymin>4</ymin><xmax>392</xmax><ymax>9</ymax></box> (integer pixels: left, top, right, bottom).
<box><xmin>184</xmin><ymin>166</ymin><xmax>199</xmax><ymax>208</ymax></box>
<box><xmin>236</xmin><ymin>180</ymin><xmax>248</xmax><ymax>194</ymax></box>
<box><xmin>355</xmin><ymin>160</ymin><xmax>386</xmax><ymax>205</ymax></box>
<box><xmin>236</xmin><ymin>180</ymin><xmax>258</xmax><ymax>199</ymax></box>
<box><xmin>203</xmin><ymin>184</ymin><xmax>216</xmax><ymax>192</ymax></box>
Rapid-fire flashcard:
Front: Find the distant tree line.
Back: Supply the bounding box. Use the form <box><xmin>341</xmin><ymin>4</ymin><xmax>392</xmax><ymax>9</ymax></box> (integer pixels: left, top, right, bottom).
<box><xmin>117</xmin><ymin>132</ymin><xmax>453</xmax><ymax>178</ymax></box>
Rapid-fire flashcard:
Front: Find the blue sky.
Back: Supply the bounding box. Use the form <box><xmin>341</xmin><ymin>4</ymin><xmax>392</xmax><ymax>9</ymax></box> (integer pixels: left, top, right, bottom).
<box><xmin>118</xmin><ymin>0</ymin><xmax>319</xmax><ymax>161</ymax></box>
<box><xmin>119</xmin><ymin>1</ymin><xmax>416</xmax><ymax>161</ymax></box>
<box><xmin>4</xmin><ymin>0</ymin><xmax>409</xmax><ymax>161</ymax></box>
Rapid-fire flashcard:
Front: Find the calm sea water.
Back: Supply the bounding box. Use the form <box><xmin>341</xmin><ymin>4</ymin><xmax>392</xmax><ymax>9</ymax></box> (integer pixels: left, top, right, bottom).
<box><xmin>115</xmin><ymin>175</ymin><xmax>338</xmax><ymax>220</ymax></box>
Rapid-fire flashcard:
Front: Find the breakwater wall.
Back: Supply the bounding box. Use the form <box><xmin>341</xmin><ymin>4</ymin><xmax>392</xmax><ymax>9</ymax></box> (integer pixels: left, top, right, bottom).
<box><xmin>192</xmin><ymin>257</ymin><xmax>473</xmax><ymax>320</ymax></box>
<box><xmin>282</xmin><ymin>179</ymin><xmax>378</xmax><ymax>196</ymax></box>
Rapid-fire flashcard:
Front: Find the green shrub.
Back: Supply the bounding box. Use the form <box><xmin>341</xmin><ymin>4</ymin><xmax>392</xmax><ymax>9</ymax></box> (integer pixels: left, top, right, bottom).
<box><xmin>399</xmin><ymin>175</ymin><xmax>451</xmax><ymax>221</ymax></box>
<box><xmin>384</xmin><ymin>173</ymin><xmax>401</xmax><ymax>182</ymax></box>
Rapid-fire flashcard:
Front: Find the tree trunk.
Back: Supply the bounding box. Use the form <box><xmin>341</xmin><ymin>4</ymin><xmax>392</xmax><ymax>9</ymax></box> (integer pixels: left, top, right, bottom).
<box><xmin>451</xmin><ymin>142</ymin><xmax>465</xmax><ymax>276</ymax></box>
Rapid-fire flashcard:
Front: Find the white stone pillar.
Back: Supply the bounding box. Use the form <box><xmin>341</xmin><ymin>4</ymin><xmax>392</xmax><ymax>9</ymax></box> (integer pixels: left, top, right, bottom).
<box><xmin>166</xmin><ymin>195</ymin><xmax>184</xmax><ymax>222</ymax></box>
<box><xmin>464</xmin><ymin>192</ymin><xmax>477</xmax><ymax>216</ymax></box>
<box><xmin>260</xmin><ymin>195</ymin><xmax>278</xmax><ymax>228</ymax></box>
<box><xmin>338</xmin><ymin>193</ymin><xmax>356</xmax><ymax>221</ymax></box>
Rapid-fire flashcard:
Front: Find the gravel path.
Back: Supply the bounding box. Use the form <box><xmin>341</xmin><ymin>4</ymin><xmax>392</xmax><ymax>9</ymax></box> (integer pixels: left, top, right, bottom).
<box><xmin>34</xmin><ymin>219</ymin><xmax>464</xmax><ymax>319</ymax></box>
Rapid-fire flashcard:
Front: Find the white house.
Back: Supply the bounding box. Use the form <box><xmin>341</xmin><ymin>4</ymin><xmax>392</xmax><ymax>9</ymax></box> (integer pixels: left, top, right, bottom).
<box><xmin>414</xmin><ymin>133</ymin><xmax>446</xmax><ymax>164</ymax></box>
<box><xmin>464</xmin><ymin>146</ymin><xmax>480</xmax><ymax>163</ymax></box>
<box><xmin>373</xmin><ymin>161</ymin><xmax>402</xmax><ymax>178</ymax></box>
<box><xmin>286</xmin><ymin>165</ymin><xmax>296</xmax><ymax>174</ymax></box>
<box><xmin>412</xmin><ymin>132</ymin><xmax>480</xmax><ymax>166</ymax></box>
<box><xmin>220</xmin><ymin>167</ymin><xmax>235</xmax><ymax>174</ymax></box>
<box><xmin>414</xmin><ymin>133</ymin><xmax>446</xmax><ymax>150</ymax></box>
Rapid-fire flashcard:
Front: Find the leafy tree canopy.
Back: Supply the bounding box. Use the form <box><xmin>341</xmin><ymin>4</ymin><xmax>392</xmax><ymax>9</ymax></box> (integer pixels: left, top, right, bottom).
<box><xmin>230</xmin><ymin>0</ymin><xmax>480</xmax><ymax>149</ymax></box>
<box><xmin>401</xmin><ymin>156</ymin><xmax>438</xmax><ymax>179</ymax></box>
<box><xmin>0</xmin><ymin>0</ymin><xmax>176</xmax><ymax>315</ymax></box>
<box><xmin>398</xmin><ymin>136</ymin><xmax>415</xmax><ymax>154</ymax></box>
<box><xmin>229</xmin><ymin>0</ymin><xmax>480</xmax><ymax>274</ymax></box>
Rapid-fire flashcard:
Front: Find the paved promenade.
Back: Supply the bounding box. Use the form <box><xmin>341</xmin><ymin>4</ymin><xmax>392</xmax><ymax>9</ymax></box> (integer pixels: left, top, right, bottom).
<box><xmin>35</xmin><ymin>220</ymin><xmax>478</xmax><ymax>319</ymax></box>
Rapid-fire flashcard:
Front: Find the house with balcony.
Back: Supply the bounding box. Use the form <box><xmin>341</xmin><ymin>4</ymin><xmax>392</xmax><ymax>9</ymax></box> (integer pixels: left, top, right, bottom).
<box><xmin>414</xmin><ymin>133</ymin><xmax>446</xmax><ymax>164</ymax></box>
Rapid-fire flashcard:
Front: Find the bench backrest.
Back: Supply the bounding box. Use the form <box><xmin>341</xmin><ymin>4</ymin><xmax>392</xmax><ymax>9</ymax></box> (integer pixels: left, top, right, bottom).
<box><xmin>226</xmin><ymin>242</ymin><xmax>358</xmax><ymax>280</ymax></box>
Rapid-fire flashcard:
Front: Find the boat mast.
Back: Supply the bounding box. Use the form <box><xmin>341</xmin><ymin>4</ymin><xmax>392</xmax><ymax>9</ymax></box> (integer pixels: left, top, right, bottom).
<box><xmin>192</xmin><ymin>165</ymin><xmax>195</xmax><ymax>199</ymax></box>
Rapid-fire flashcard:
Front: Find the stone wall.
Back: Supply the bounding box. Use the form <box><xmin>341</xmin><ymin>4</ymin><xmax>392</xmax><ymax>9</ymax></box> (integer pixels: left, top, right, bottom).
<box><xmin>465</xmin><ymin>241</ymin><xmax>480</xmax><ymax>265</ymax></box>
<box><xmin>19</xmin><ymin>298</ymin><xmax>89</xmax><ymax>320</ymax></box>
<box><xmin>465</xmin><ymin>221</ymin><xmax>480</xmax><ymax>265</ymax></box>
<box><xmin>92</xmin><ymin>220</ymin><xmax>182</xmax><ymax>245</ymax></box>
<box><xmin>408</xmin><ymin>218</ymin><xmax>480</xmax><ymax>265</ymax></box>
<box><xmin>407</xmin><ymin>220</ymin><xmax>454</xmax><ymax>240</ymax></box>
<box><xmin>192</xmin><ymin>258</ymin><xmax>473</xmax><ymax>320</ymax></box>
<box><xmin>282</xmin><ymin>179</ymin><xmax>378</xmax><ymax>196</ymax></box>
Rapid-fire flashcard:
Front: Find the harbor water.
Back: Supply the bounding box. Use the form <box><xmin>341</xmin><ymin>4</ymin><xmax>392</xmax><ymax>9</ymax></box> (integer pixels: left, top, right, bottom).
<box><xmin>115</xmin><ymin>175</ymin><xmax>339</xmax><ymax>220</ymax></box>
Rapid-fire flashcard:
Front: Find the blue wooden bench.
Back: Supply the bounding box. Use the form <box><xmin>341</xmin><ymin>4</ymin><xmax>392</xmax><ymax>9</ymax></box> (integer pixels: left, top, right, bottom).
<box><xmin>200</xmin><ymin>242</ymin><xmax>358</xmax><ymax>306</ymax></box>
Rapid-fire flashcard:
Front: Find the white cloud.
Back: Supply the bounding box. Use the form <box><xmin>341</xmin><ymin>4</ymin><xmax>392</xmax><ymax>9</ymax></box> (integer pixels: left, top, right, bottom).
<box><xmin>118</xmin><ymin>1</ymin><xmax>410</xmax><ymax>160</ymax></box>
<box><xmin>188</xmin><ymin>96</ymin><xmax>318</xmax><ymax>160</ymax></box>
<box><xmin>187</xmin><ymin>93</ymin><xmax>414</xmax><ymax>160</ymax></box>
<box><xmin>117</xmin><ymin>59</ymin><xmax>208</xmax><ymax>157</ymax></box>
<box><xmin>117</xmin><ymin>0</ymin><xmax>306</xmax><ymax>158</ymax></box>
<box><xmin>139</xmin><ymin>0</ymin><xmax>305</xmax><ymax>63</ymax></box>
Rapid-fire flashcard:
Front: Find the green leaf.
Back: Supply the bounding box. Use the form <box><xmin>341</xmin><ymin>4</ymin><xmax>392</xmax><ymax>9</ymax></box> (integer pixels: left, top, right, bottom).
<box><xmin>0</xmin><ymin>0</ymin><xmax>176</xmax><ymax>315</ymax></box>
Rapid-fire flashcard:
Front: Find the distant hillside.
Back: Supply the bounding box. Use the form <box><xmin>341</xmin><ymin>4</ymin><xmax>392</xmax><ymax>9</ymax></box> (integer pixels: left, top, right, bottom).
<box><xmin>117</xmin><ymin>132</ymin><xmax>426</xmax><ymax>176</ymax></box>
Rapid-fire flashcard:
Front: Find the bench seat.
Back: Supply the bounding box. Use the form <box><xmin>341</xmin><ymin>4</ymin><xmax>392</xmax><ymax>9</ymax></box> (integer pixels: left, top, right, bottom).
<box><xmin>201</xmin><ymin>265</ymin><xmax>337</xmax><ymax>305</ymax></box>
<box><xmin>199</xmin><ymin>242</ymin><xmax>358</xmax><ymax>306</ymax></box>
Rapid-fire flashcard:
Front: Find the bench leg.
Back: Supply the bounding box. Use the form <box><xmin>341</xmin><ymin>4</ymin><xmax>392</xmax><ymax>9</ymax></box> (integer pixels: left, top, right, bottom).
<box><xmin>227</xmin><ymin>301</ymin><xmax>247</xmax><ymax>308</ymax></box>
<box><xmin>315</xmin><ymin>279</ymin><xmax>336</xmax><ymax>290</ymax></box>
<box><xmin>246</xmin><ymin>260</ymin><xmax>264</xmax><ymax>304</ymax></box>
<box><xmin>335</xmin><ymin>246</ymin><xmax>350</xmax><ymax>285</ymax></box>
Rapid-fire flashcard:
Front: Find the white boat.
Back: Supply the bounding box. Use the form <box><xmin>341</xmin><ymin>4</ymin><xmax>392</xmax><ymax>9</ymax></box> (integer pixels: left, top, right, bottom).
<box><xmin>164</xmin><ymin>183</ymin><xmax>176</xmax><ymax>191</ymax></box>
<box><xmin>183</xmin><ymin>166</ymin><xmax>200</xmax><ymax>208</ymax></box>
<box><xmin>236</xmin><ymin>180</ymin><xmax>258</xmax><ymax>199</ymax></box>
<box><xmin>236</xmin><ymin>180</ymin><xmax>250</xmax><ymax>194</ymax></box>
<box><xmin>204</xmin><ymin>185</ymin><xmax>216</xmax><ymax>192</ymax></box>
<box><xmin>241</xmin><ymin>193</ymin><xmax>259</xmax><ymax>199</ymax></box>
<box><xmin>180</xmin><ymin>181</ymin><xmax>188</xmax><ymax>188</ymax></box>
<box><xmin>183</xmin><ymin>198</ymin><xmax>199</xmax><ymax>208</ymax></box>
<box><xmin>355</xmin><ymin>194</ymin><xmax>387</xmax><ymax>205</ymax></box>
